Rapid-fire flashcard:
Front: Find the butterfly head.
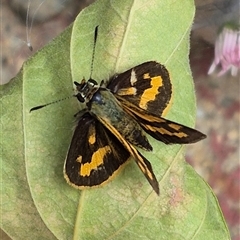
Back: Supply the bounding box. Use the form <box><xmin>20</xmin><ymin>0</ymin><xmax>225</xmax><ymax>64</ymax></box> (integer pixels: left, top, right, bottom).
<box><xmin>74</xmin><ymin>79</ymin><xmax>99</xmax><ymax>103</ymax></box>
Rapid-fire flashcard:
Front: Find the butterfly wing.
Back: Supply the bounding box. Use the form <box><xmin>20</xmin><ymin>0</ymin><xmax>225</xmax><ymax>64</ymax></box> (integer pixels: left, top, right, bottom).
<box><xmin>64</xmin><ymin>113</ymin><xmax>130</xmax><ymax>188</ymax></box>
<box><xmin>118</xmin><ymin>97</ymin><xmax>206</xmax><ymax>144</ymax></box>
<box><xmin>107</xmin><ymin>61</ymin><xmax>206</xmax><ymax>144</ymax></box>
<box><xmin>107</xmin><ymin>61</ymin><xmax>172</xmax><ymax>116</ymax></box>
<box><xmin>94</xmin><ymin>114</ymin><xmax>160</xmax><ymax>195</ymax></box>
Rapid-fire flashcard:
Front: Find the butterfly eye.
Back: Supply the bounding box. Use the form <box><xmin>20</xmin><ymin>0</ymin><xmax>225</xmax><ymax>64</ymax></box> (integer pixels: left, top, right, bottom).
<box><xmin>88</xmin><ymin>79</ymin><xmax>98</xmax><ymax>87</ymax></box>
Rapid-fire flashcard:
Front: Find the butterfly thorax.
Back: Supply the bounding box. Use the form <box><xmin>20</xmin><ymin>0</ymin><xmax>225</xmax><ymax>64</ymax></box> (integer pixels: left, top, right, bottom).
<box><xmin>89</xmin><ymin>87</ymin><xmax>152</xmax><ymax>151</ymax></box>
<box><xmin>74</xmin><ymin>79</ymin><xmax>99</xmax><ymax>103</ymax></box>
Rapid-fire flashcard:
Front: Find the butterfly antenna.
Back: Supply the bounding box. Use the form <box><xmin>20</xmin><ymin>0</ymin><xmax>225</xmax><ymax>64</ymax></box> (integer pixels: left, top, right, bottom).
<box><xmin>30</xmin><ymin>95</ymin><xmax>73</xmax><ymax>112</ymax></box>
<box><xmin>30</xmin><ymin>26</ymin><xmax>99</xmax><ymax>113</ymax></box>
<box><xmin>89</xmin><ymin>26</ymin><xmax>99</xmax><ymax>79</ymax></box>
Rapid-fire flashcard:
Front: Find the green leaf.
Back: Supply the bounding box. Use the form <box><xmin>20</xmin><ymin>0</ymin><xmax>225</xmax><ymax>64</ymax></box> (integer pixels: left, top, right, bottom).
<box><xmin>1</xmin><ymin>0</ymin><xmax>230</xmax><ymax>239</ymax></box>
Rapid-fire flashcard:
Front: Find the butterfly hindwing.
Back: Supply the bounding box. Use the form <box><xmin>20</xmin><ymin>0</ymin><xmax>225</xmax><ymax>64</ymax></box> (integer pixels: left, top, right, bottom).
<box><xmin>64</xmin><ymin>113</ymin><xmax>130</xmax><ymax>188</ymax></box>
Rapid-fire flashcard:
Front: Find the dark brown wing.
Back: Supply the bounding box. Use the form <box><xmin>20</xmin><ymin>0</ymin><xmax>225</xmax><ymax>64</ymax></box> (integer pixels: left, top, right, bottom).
<box><xmin>107</xmin><ymin>61</ymin><xmax>206</xmax><ymax>144</ymax></box>
<box><xmin>117</xmin><ymin>97</ymin><xmax>206</xmax><ymax>144</ymax></box>
<box><xmin>94</xmin><ymin>114</ymin><xmax>159</xmax><ymax>194</ymax></box>
<box><xmin>107</xmin><ymin>61</ymin><xmax>172</xmax><ymax>116</ymax></box>
<box><xmin>64</xmin><ymin>113</ymin><xmax>130</xmax><ymax>188</ymax></box>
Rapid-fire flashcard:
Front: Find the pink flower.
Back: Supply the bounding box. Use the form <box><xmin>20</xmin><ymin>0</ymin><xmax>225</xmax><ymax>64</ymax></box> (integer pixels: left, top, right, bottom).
<box><xmin>208</xmin><ymin>25</ymin><xmax>240</xmax><ymax>76</ymax></box>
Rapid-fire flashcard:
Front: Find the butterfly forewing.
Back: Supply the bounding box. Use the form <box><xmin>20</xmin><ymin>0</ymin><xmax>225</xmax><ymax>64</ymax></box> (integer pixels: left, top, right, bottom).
<box><xmin>64</xmin><ymin>113</ymin><xmax>130</xmax><ymax>188</ymax></box>
<box><xmin>117</xmin><ymin>97</ymin><xmax>206</xmax><ymax>144</ymax></box>
<box><xmin>93</xmin><ymin>114</ymin><xmax>159</xmax><ymax>194</ymax></box>
<box><xmin>107</xmin><ymin>61</ymin><xmax>172</xmax><ymax>116</ymax></box>
<box><xmin>107</xmin><ymin>61</ymin><xmax>206</xmax><ymax>144</ymax></box>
